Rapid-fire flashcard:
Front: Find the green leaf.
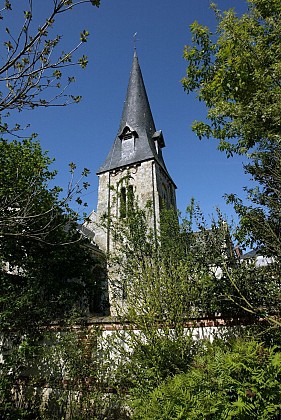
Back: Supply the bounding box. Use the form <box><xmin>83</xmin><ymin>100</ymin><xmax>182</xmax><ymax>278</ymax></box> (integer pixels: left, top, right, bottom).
<box><xmin>80</xmin><ymin>29</ymin><xmax>89</xmax><ymax>43</ymax></box>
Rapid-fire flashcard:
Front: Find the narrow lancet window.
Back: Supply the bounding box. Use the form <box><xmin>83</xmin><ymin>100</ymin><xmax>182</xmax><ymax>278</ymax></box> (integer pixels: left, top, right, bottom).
<box><xmin>119</xmin><ymin>185</ymin><xmax>134</xmax><ymax>218</ymax></box>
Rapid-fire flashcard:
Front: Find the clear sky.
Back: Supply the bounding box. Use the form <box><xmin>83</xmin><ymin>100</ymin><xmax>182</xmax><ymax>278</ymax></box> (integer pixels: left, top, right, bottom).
<box><xmin>6</xmin><ymin>0</ymin><xmax>251</xmax><ymax>224</ymax></box>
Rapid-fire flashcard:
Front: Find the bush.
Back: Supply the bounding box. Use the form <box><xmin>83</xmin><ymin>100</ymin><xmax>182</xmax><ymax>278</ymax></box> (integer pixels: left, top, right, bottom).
<box><xmin>131</xmin><ymin>339</ymin><xmax>281</xmax><ymax>420</ymax></box>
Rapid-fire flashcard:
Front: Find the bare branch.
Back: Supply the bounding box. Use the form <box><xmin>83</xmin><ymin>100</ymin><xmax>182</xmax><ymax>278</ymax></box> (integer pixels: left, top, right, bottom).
<box><xmin>0</xmin><ymin>0</ymin><xmax>98</xmax><ymax>119</ymax></box>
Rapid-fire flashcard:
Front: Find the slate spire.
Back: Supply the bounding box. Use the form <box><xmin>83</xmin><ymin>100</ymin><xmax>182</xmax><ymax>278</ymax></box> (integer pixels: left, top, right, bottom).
<box><xmin>118</xmin><ymin>50</ymin><xmax>156</xmax><ymax>137</ymax></box>
<box><xmin>97</xmin><ymin>52</ymin><xmax>172</xmax><ymax>181</ymax></box>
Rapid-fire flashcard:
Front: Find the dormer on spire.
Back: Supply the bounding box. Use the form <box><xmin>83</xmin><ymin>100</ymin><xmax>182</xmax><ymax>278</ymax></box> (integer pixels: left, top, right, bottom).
<box><xmin>118</xmin><ymin>125</ymin><xmax>138</xmax><ymax>141</ymax></box>
<box><xmin>118</xmin><ymin>125</ymin><xmax>139</xmax><ymax>160</ymax></box>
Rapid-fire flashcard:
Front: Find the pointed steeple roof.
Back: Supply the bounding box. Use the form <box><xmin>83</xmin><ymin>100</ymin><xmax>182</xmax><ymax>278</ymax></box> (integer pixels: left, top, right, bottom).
<box><xmin>118</xmin><ymin>50</ymin><xmax>156</xmax><ymax>138</ymax></box>
<box><xmin>97</xmin><ymin>52</ymin><xmax>174</xmax><ymax>185</ymax></box>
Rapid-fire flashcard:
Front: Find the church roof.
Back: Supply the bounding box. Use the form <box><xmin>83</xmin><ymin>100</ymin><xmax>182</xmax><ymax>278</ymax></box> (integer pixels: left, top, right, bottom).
<box><xmin>97</xmin><ymin>51</ymin><xmax>175</xmax><ymax>185</ymax></box>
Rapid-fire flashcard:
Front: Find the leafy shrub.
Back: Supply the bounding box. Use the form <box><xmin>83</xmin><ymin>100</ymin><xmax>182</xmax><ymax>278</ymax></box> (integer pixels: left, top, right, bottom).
<box><xmin>131</xmin><ymin>339</ymin><xmax>281</xmax><ymax>420</ymax></box>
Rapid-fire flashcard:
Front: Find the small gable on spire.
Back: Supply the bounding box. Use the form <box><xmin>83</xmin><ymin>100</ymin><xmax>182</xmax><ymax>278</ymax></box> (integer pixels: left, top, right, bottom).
<box><xmin>119</xmin><ymin>125</ymin><xmax>138</xmax><ymax>160</ymax></box>
<box><xmin>118</xmin><ymin>125</ymin><xmax>138</xmax><ymax>141</ymax></box>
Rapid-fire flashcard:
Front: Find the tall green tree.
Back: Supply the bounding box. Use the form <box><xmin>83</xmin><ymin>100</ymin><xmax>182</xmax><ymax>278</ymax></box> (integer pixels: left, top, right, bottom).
<box><xmin>181</xmin><ymin>0</ymin><xmax>281</xmax><ymax>332</ymax></box>
<box><xmin>0</xmin><ymin>1</ymin><xmax>105</xmax><ymax>330</ymax></box>
<box><xmin>182</xmin><ymin>0</ymin><xmax>281</xmax><ymax>257</ymax></box>
<box><xmin>106</xmin><ymin>204</ymin><xmax>202</xmax><ymax>396</ymax></box>
<box><xmin>0</xmin><ymin>139</ymin><xmax>104</xmax><ymax>333</ymax></box>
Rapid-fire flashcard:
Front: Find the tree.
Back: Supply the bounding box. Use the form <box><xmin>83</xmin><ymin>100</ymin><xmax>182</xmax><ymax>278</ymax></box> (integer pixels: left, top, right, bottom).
<box><xmin>97</xmin><ymin>201</ymin><xmax>281</xmax><ymax>418</ymax></box>
<box><xmin>0</xmin><ymin>140</ymin><xmax>107</xmax><ymax>416</ymax></box>
<box><xmin>0</xmin><ymin>138</ymin><xmax>91</xmax><ymax>243</ymax></box>
<box><xmin>0</xmin><ymin>139</ymin><xmax>104</xmax><ymax>333</ymax></box>
<box><xmin>227</xmin><ymin>142</ymin><xmax>281</xmax><ymax>258</ymax></box>
<box><xmin>182</xmin><ymin>0</ymin><xmax>281</xmax><ymax>157</ymax></box>
<box><xmin>0</xmin><ymin>1</ymin><xmax>106</xmax><ymax>328</ymax></box>
<box><xmin>0</xmin><ymin>0</ymin><xmax>100</xmax><ymax>136</ymax></box>
<box><xmin>104</xmin><ymin>204</ymin><xmax>203</xmax><ymax>400</ymax></box>
<box><xmin>182</xmin><ymin>0</ymin><xmax>281</xmax><ymax>257</ymax></box>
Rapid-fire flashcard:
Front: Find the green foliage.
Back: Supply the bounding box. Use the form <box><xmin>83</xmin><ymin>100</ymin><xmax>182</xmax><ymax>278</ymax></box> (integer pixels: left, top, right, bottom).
<box><xmin>132</xmin><ymin>339</ymin><xmax>281</xmax><ymax>420</ymax></box>
<box><xmin>114</xmin><ymin>330</ymin><xmax>201</xmax><ymax>397</ymax></box>
<box><xmin>182</xmin><ymin>0</ymin><xmax>281</xmax><ymax>156</ymax></box>
<box><xmin>106</xmin><ymin>203</ymin><xmax>246</xmax><ymax>392</ymax></box>
<box><xmin>0</xmin><ymin>139</ymin><xmax>102</xmax><ymax>333</ymax></box>
<box><xmin>226</xmin><ymin>141</ymin><xmax>281</xmax><ymax>258</ymax></box>
<box><xmin>108</xmin><ymin>203</ymin><xmax>197</xmax><ymax>323</ymax></box>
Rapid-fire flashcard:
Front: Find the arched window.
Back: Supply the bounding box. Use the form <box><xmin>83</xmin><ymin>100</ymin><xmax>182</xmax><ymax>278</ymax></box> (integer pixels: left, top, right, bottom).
<box><xmin>119</xmin><ymin>185</ymin><xmax>134</xmax><ymax>218</ymax></box>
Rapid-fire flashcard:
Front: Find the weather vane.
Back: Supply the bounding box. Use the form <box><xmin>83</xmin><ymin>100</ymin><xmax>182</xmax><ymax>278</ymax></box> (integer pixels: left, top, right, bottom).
<box><xmin>133</xmin><ymin>32</ymin><xmax>138</xmax><ymax>51</ymax></box>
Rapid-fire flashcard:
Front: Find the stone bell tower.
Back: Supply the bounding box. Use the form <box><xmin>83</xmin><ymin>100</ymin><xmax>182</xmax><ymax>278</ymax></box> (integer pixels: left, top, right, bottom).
<box><xmin>95</xmin><ymin>51</ymin><xmax>177</xmax><ymax>254</ymax></box>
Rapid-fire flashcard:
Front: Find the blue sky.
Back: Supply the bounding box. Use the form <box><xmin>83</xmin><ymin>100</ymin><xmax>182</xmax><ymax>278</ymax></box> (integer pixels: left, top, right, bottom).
<box><xmin>6</xmin><ymin>0</ymin><xmax>251</xmax><ymax>224</ymax></box>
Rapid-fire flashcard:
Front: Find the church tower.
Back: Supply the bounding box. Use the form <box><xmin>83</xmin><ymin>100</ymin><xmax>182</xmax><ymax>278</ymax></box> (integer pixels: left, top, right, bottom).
<box><xmin>95</xmin><ymin>51</ymin><xmax>177</xmax><ymax>253</ymax></box>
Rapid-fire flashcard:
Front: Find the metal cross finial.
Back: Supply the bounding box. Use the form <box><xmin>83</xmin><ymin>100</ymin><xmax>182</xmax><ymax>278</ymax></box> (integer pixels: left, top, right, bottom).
<box><xmin>133</xmin><ymin>32</ymin><xmax>138</xmax><ymax>52</ymax></box>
